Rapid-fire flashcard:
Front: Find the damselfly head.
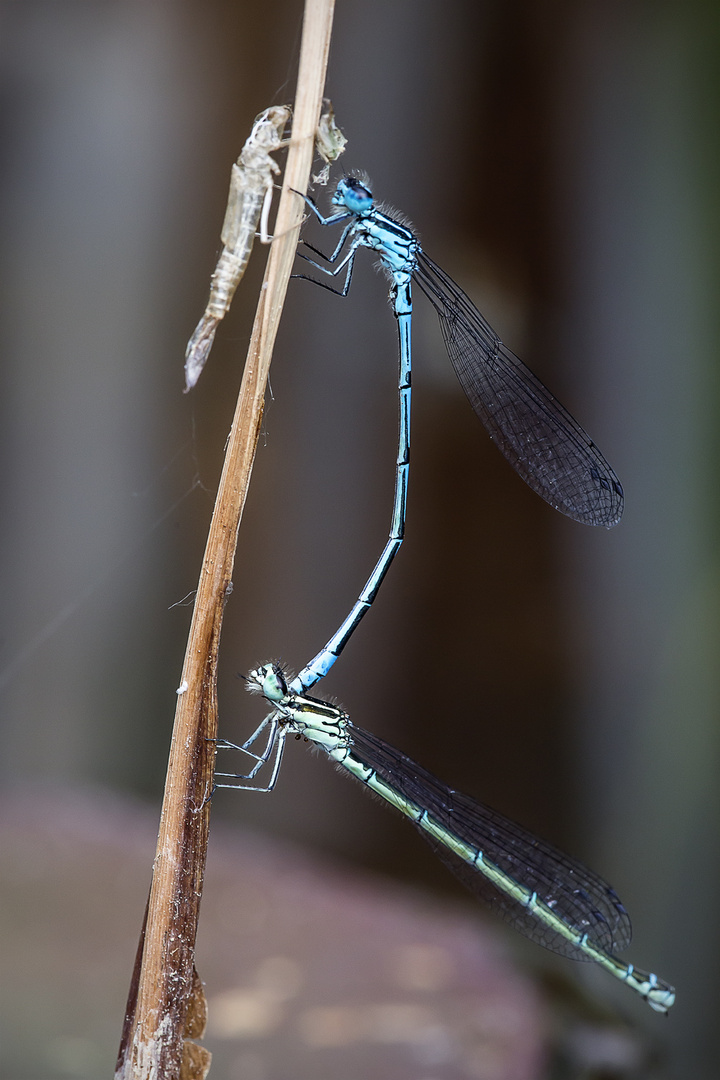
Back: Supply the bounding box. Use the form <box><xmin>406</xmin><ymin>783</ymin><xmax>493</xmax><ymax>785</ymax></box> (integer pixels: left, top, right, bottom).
<box><xmin>334</xmin><ymin>175</ymin><xmax>374</xmax><ymax>214</ymax></box>
<box><xmin>246</xmin><ymin>662</ymin><xmax>288</xmax><ymax>703</ymax></box>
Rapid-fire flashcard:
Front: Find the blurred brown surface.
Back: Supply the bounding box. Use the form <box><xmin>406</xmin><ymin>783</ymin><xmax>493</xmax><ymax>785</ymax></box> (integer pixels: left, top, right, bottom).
<box><xmin>0</xmin><ymin>787</ymin><xmax>545</xmax><ymax>1080</ymax></box>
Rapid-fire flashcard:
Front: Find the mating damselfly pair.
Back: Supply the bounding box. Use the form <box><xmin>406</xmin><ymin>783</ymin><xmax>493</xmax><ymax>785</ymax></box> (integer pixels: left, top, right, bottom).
<box><xmin>192</xmin><ymin>132</ymin><xmax>673</xmax><ymax>1011</ymax></box>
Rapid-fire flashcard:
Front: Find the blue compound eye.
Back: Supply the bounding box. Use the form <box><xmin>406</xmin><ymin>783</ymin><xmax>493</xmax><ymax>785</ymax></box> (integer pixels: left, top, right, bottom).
<box><xmin>336</xmin><ymin>177</ymin><xmax>373</xmax><ymax>212</ymax></box>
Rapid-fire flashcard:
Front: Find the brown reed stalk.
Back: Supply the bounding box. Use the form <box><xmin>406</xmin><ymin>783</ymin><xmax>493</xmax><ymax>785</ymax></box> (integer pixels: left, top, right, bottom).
<box><xmin>115</xmin><ymin>3</ymin><xmax>336</xmax><ymax>1076</ymax></box>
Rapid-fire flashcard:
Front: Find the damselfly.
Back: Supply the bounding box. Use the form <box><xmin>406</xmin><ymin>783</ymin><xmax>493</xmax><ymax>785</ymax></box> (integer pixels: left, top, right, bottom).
<box><xmin>287</xmin><ymin>177</ymin><xmax>624</xmax><ymax>694</ymax></box>
<box><xmin>217</xmin><ymin>663</ymin><xmax>674</xmax><ymax>1014</ymax></box>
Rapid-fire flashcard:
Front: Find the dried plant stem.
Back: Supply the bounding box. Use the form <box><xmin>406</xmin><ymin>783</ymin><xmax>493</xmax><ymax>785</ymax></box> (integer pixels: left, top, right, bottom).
<box><xmin>116</xmin><ymin>2</ymin><xmax>336</xmax><ymax>1077</ymax></box>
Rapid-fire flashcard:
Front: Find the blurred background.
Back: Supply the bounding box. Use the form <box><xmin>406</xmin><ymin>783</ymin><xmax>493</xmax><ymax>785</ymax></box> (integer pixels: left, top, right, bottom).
<box><xmin>0</xmin><ymin>1</ymin><xmax>718</xmax><ymax>1078</ymax></box>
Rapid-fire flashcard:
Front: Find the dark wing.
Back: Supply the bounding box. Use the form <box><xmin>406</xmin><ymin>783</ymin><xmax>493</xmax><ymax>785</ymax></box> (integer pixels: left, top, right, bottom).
<box><xmin>347</xmin><ymin>722</ymin><xmax>632</xmax><ymax>959</ymax></box>
<box><xmin>415</xmin><ymin>251</ymin><xmax>624</xmax><ymax>527</ymax></box>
